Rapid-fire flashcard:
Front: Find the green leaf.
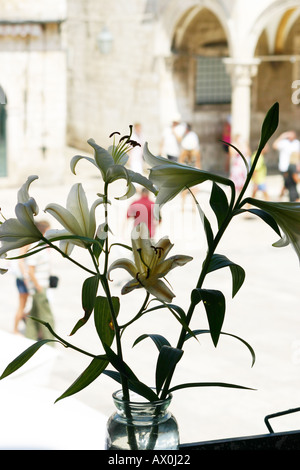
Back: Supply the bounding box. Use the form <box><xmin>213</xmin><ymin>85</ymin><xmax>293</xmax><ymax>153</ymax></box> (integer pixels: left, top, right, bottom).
<box><xmin>92</xmin><ymin>235</ymin><xmax>105</xmax><ymax>261</ymax></box>
<box><xmin>257</xmin><ymin>102</ymin><xmax>279</xmax><ymax>154</ymax></box>
<box><xmin>94</xmin><ymin>295</ymin><xmax>120</xmax><ymax>347</ymax></box>
<box><xmin>169</xmin><ymin>381</ymin><xmax>254</xmax><ymax>393</ymax></box>
<box><xmin>0</xmin><ymin>339</ymin><xmax>57</xmax><ymax>379</ymax></box>
<box><xmin>223</xmin><ymin>142</ymin><xmax>249</xmax><ymax>173</ymax></box>
<box><xmin>207</xmin><ymin>253</ymin><xmax>245</xmax><ymax>297</ymax></box>
<box><xmin>70</xmin><ymin>275</ymin><xmax>100</xmax><ymax>336</ymax></box>
<box><xmin>196</xmin><ymin>202</ymin><xmax>214</xmax><ymax>248</ymax></box>
<box><xmin>244</xmin><ymin>207</ymin><xmax>281</xmax><ymax>237</ymax></box>
<box><xmin>141</xmin><ymin>302</ymin><xmax>195</xmax><ymax>339</ymax></box>
<box><xmin>155</xmin><ymin>346</ymin><xmax>184</xmax><ymax>395</ymax></box>
<box><xmin>102</xmin><ymin>342</ymin><xmax>158</xmax><ymax>401</ymax></box>
<box><xmin>133</xmin><ymin>334</ymin><xmax>171</xmax><ymax>351</ymax></box>
<box><xmin>210</xmin><ymin>182</ymin><xmax>229</xmax><ymax>228</ymax></box>
<box><xmin>184</xmin><ymin>329</ymin><xmax>256</xmax><ymax>367</ymax></box>
<box><xmin>191</xmin><ymin>289</ymin><xmax>226</xmax><ymax>347</ymax></box>
<box><xmin>55</xmin><ymin>355</ymin><xmax>109</xmax><ymax>402</ymax></box>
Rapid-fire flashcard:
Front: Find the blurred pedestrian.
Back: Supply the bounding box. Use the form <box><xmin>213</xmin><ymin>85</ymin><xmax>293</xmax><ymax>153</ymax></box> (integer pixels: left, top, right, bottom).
<box><xmin>12</xmin><ymin>245</ymin><xmax>30</xmax><ymax>334</ymax></box>
<box><xmin>25</xmin><ymin>220</ymin><xmax>55</xmax><ymax>343</ymax></box>
<box><xmin>179</xmin><ymin>124</ymin><xmax>201</xmax><ymax>210</ymax></box>
<box><xmin>251</xmin><ymin>144</ymin><xmax>270</xmax><ymax>200</ymax></box>
<box><xmin>160</xmin><ymin>116</ymin><xmax>186</xmax><ymax>162</ymax></box>
<box><xmin>272</xmin><ymin>131</ymin><xmax>300</xmax><ymax>198</ymax></box>
<box><xmin>127</xmin><ymin>188</ymin><xmax>160</xmax><ymax>238</ymax></box>
<box><xmin>179</xmin><ymin>124</ymin><xmax>201</xmax><ymax>168</ymax></box>
<box><xmin>283</xmin><ymin>152</ymin><xmax>300</xmax><ymax>202</ymax></box>
<box><xmin>229</xmin><ymin>135</ymin><xmax>250</xmax><ymax>195</ymax></box>
<box><xmin>222</xmin><ymin>115</ymin><xmax>231</xmax><ymax>174</ymax></box>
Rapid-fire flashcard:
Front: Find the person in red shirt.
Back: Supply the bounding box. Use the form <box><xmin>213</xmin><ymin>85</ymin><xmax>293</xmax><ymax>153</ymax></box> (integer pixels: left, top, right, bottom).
<box><xmin>127</xmin><ymin>188</ymin><xmax>160</xmax><ymax>238</ymax></box>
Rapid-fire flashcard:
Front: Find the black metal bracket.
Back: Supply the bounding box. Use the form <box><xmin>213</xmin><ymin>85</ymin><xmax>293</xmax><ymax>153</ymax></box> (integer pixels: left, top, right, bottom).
<box><xmin>264</xmin><ymin>406</ymin><xmax>300</xmax><ymax>433</ymax></box>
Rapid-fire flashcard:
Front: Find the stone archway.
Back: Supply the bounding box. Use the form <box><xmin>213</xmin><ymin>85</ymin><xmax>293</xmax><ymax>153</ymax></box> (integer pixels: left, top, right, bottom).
<box><xmin>170</xmin><ymin>7</ymin><xmax>231</xmax><ymax>173</ymax></box>
<box><xmin>0</xmin><ymin>87</ymin><xmax>7</xmax><ymax>177</ymax></box>
<box><xmin>251</xmin><ymin>5</ymin><xmax>300</xmax><ymax>169</ymax></box>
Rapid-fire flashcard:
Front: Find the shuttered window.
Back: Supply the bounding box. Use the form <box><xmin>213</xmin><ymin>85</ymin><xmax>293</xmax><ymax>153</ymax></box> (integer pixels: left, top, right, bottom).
<box><xmin>195</xmin><ymin>57</ymin><xmax>231</xmax><ymax>105</ymax></box>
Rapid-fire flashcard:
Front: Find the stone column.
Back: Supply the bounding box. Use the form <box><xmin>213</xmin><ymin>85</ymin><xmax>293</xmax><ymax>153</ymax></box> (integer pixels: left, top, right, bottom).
<box><xmin>224</xmin><ymin>59</ymin><xmax>260</xmax><ymax>144</ymax></box>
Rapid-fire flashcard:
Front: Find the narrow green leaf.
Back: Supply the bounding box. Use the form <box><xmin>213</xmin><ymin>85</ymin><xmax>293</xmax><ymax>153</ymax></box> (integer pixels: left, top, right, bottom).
<box><xmin>55</xmin><ymin>356</ymin><xmax>109</xmax><ymax>402</ymax></box>
<box><xmin>155</xmin><ymin>345</ymin><xmax>184</xmax><ymax>395</ymax></box>
<box><xmin>192</xmin><ymin>289</ymin><xmax>226</xmax><ymax>347</ymax></box>
<box><xmin>229</xmin><ymin>264</ymin><xmax>244</xmax><ymax>297</ymax></box>
<box><xmin>70</xmin><ymin>275</ymin><xmax>100</xmax><ymax>336</ymax></box>
<box><xmin>94</xmin><ymin>296</ymin><xmax>120</xmax><ymax>347</ymax></box>
<box><xmin>102</xmin><ymin>342</ymin><xmax>158</xmax><ymax>401</ymax></box>
<box><xmin>0</xmin><ymin>339</ymin><xmax>56</xmax><ymax>379</ymax></box>
<box><xmin>210</xmin><ymin>183</ymin><xmax>229</xmax><ymax>228</ymax></box>
<box><xmin>257</xmin><ymin>102</ymin><xmax>279</xmax><ymax>154</ymax></box>
<box><xmin>169</xmin><ymin>382</ymin><xmax>254</xmax><ymax>393</ymax></box>
<box><xmin>245</xmin><ymin>207</ymin><xmax>281</xmax><ymax>237</ymax></box>
<box><xmin>184</xmin><ymin>329</ymin><xmax>256</xmax><ymax>367</ymax></box>
<box><xmin>207</xmin><ymin>254</ymin><xmax>245</xmax><ymax>297</ymax></box>
<box><xmin>142</xmin><ymin>302</ymin><xmax>196</xmax><ymax>340</ymax></box>
<box><xmin>195</xmin><ymin>200</ymin><xmax>214</xmax><ymax>248</ymax></box>
<box><xmin>133</xmin><ymin>334</ymin><xmax>171</xmax><ymax>351</ymax></box>
<box><xmin>92</xmin><ymin>235</ymin><xmax>105</xmax><ymax>261</ymax></box>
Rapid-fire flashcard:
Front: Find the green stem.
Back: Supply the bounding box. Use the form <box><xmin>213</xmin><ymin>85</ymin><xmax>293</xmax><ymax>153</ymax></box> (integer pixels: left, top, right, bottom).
<box><xmin>160</xmin><ymin>178</ymin><xmax>247</xmax><ymax>399</ymax></box>
<box><xmin>102</xmin><ymin>183</ymin><xmax>138</xmax><ymax>449</ymax></box>
<box><xmin>119</xmin><ymin>293</ymin><xmax>150</xmax><ymax>330</ymax></box>
<box><xmin>33</xmin><ymin>318</ymin><xmax>102</xmax><ymax>359</ymax></box>
<box><xmin>42</xmin><ymin>237</ymin><xmax>97</xmax><ymax>276</ymax></box>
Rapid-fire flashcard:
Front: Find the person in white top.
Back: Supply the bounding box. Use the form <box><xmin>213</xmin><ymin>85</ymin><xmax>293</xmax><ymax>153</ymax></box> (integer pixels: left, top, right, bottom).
<box><xmin>160</xmin><ymin>116</ymin><xmax>186</xmax><ymax>162</ymax></box>
<box><xmin>179</xmin><ymin>124</ymin><xmax>201</xmax><ymax>168</ymax></box>
<box><xmin>273</xmin><ymin>131</ymin><xmax>300</xmax><ymax>197</ymax></box>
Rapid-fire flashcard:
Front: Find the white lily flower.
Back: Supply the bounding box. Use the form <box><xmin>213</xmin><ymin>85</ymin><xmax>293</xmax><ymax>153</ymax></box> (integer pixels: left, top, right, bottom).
<box><xmin>44</xmin><ymin>183</ymin><xmax>104</xmax><ymax>254</ymax></box>
<box><xmin>0</xmin><ymin>176</ymin><xmax>42</xmax><ymax>258</ymax></box>
<box><xmin>108</xmin><ymin>223</ymin><xmax>193</xmax><ymax>302</ymax></box>
<box><xmin>143</xmin><ymin>143</ymin><xmax>232</xmax><ymax>210</ymax></box>
<box><xmin>70</xmin><ymin>128</ymin><xmax>157</xmax><ymax>199</ymax></box>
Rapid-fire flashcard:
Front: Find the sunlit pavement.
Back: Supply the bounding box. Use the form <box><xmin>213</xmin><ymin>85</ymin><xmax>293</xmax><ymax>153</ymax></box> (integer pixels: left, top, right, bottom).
<box><xmin>1</xmin><ymin>168</ymin><xmax>300</xmax><ymax>448</ymax></box>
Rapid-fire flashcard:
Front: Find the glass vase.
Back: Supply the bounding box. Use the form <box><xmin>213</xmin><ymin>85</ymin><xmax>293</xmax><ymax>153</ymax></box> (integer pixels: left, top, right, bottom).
<box><xmin>105</xmin><ymin>390</ymin><xmax>180</xmax><ymax>450</ymax></box>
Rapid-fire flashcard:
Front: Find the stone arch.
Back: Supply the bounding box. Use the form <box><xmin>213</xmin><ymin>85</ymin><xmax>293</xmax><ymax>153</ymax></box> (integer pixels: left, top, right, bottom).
<box><xmin>158</xmin><ymin>0</ymin><xmax>232</xmax><ymax>56</ymax></box>
<box><xmin>0</xmin><ymin>86</ymin><xmax>7</xmax><ymax>177</ymax></box>
<box><xmin>165</xmin><ymin>5</ymin><xmax>231</xmax><ymax>172</ymax></box>
<box><xmin>252</xmin><ymin>5</ymin><xmax>300</xmax><ymax>137</ymax></box>
<box><xmin>246</xmin><ymin>1</ymin><xmax>300</xmax><ymax>57</ymax></box>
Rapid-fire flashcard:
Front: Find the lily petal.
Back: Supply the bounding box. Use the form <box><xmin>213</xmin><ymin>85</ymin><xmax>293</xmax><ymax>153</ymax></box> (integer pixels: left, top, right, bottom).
<box><xmin>155</xmin><ymin>255</ymin><xmax>194</xmax><ymax>277</ymax></box>
<box><xmin>0</xmin><ymin>217</ymin><xmax>41</xmax><ymax>257</ymax></box>
<box><xmin>144</xmin><ymin>143</ymin><xmax>233</xmax><ymax>210</ymax></box>
<box><xmin>45</xmin><ymin>202</ymin><xmax>83</xmax><ymax>236</ymax></box>
<box><xmin>17</xmin><ymin>175</ymin><xmax>39</xmax><ymax>216</ymax></box>
<box><xmin>108</xmin><ymin>258</ymin><xmax>138</xmax><ymax>280</ymax></box>
<box><xmin>145</xmin><ymin>279</ymin><xmax>175</xmax><ymax>303</ymax></box>
<box><xmin>110</xmin><ymin>222</ymin><xmax>193</xmax><ymax>303</ymax></box>
<box><xmin>70</xmin><ymin>155</ymin><xmax>98</xmax><ymax>175</ymax></box>
<box><xmin>88</xmin><ymin>138</ymin><xmax>114</xmax><ymax>179</ymax></box>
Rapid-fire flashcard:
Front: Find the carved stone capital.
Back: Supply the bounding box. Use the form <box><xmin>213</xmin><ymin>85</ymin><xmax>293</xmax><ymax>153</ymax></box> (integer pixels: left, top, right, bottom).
<box><xmin>223</xmin><ymin>58</ymin><xmax>261</xmax><ymax>87</ymax></box>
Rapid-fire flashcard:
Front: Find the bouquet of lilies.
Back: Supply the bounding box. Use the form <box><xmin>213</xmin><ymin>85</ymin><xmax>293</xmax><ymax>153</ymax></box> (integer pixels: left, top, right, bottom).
<box><xmin>1</xmin><ymin>102</ymin><xmax>299</xmax><ymax>407</ymax></box>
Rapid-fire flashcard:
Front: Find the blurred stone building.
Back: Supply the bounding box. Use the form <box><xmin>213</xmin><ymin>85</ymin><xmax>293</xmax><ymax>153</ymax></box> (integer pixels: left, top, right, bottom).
<box><xmin>1</xmin><ymin>0</ymin><xmax>300</xmax><ymax>185</ymax></box>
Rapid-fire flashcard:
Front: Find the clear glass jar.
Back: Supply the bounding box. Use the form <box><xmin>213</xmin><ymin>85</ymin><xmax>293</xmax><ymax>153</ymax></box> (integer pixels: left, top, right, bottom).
<box><xmin>105</xmin><ymin>390</ymin><xmax>180</xmax><ymax>450</ymax></box>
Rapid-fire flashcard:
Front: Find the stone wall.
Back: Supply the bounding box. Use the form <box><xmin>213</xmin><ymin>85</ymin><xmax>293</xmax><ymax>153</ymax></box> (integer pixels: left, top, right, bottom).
<box><xmin>0</xmin><ymin>0</ymin><xmax>67</xmax><ymax>186</ymax></box>
<box><xmin>66</xmin><ymin>0</ymin><xmax>162</xmax><ymax>155</ymax></box>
